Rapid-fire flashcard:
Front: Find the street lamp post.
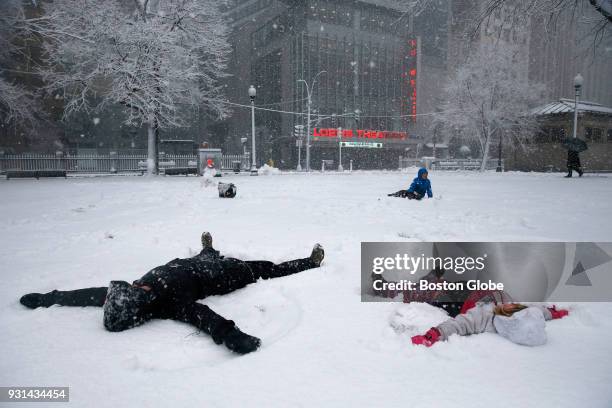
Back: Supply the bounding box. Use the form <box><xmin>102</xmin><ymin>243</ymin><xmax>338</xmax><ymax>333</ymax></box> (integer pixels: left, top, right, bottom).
<box><xmin>337</xmin><ymin>126</ymin><xmax>343</xmax><ymax>171</ymax></box>
<box><xmin>297</xmin><ymin>139</ymin><xmax>302</xmax><ymax>171</ymax></box>
<box><xmin>297</xmin><ymin>70</ymin><xmax>326</xmax><ymax>172</ymax></box>
<box><xmin>294</xmin><ymin>125</ymin><xmax>304</xmax><ymax>171</ymax></box>
<box><xmin>248</xmin><ymin>85</ymin><xmax>258</xmax><ymax>175</ymax></box>
<box><xmin>572</xmin><ymin>73</ymin><xmax>583</xmax><ymax>139</ymax></box>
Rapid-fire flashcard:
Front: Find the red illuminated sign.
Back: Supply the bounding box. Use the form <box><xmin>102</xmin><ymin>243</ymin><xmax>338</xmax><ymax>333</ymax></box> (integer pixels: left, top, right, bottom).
<box><xmin>408</xmin><ymin>39</ymin><xmax>418</xmax><ymax>123</ymax></box>
<box><xmin>313</xmin><ymin>128</ymin><xmax>407</xmax><ymax>140</ymax></box>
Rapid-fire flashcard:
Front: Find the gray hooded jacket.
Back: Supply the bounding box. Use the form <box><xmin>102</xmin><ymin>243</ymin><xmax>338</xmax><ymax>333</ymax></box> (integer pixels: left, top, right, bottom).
<box><xmin>436</xmin><ymin>303</ymin><xmax>553</xmax><ymax>341</ymax></box>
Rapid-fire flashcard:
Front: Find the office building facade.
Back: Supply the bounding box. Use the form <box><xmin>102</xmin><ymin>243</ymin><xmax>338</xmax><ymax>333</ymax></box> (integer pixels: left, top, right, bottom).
<box><xmin>219</xmin><ymin>0</ymin><xmax>450</xmax><ymax>169</ymax></box>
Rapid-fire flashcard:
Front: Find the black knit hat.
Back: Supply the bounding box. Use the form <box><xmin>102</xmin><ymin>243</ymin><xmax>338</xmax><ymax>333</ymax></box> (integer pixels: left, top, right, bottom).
<box><xmin>103</xmin><ymin>281</ymin><xmax>155</xmax><ymax>332</ymax></box>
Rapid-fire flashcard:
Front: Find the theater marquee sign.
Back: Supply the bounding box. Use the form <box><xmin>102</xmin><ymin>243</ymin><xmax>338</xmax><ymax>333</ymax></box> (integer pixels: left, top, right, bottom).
<box><xmin>313</xmin><ymin>127</ymin><xmax>407</xmax><ymax>141</ymax></box>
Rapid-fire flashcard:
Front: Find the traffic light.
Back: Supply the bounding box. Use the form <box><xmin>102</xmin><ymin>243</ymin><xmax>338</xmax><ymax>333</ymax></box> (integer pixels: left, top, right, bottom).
<box><xmin>294</xmin><ymin>124</ymin><xmax>304</xmax><ymax>138</ymax></box>
<box><xmin>354</xmin><ymin>109</ymin><xmax>361</xmax><ymax>124</ymax></box>
<box><xmin>331</xmin><ymin>113</ymin><xmax>337</xmax><ymax>128</ymax></box>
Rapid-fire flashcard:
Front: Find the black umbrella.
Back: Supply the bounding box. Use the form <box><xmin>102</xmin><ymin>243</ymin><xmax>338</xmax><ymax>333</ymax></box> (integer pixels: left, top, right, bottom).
<box><xmin>562</xmin><ymin>138</ymin><xmax>588</xmax><ymax>152</ymax></box>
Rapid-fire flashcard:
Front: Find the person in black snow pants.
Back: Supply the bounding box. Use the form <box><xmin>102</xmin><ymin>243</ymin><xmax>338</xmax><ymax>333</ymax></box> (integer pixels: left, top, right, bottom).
<box><xmin>19</xmin><ymin>232</ymin><xmax>325</xmax><ymax>355</ymax></box>
<box><xmin>565</xmin><ymin>150</ymin><xmax>583</xmax><ymax>178</ymax></box>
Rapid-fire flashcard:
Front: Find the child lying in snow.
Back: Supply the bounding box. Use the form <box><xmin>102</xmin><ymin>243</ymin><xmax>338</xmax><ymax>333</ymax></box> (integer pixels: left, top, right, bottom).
<box><xmin>388</xmin><ymin>167</ymin><xmax>433</xmax><ymax>200</ymax></box>
<box><xmin>411</xmin><ymin>303</ymin><xmax>569</xmax><ymax>347</ymax></box>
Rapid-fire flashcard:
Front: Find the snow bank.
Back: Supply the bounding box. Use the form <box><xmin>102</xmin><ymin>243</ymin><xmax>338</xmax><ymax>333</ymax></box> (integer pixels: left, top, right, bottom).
<box><xmin>257</xmin><ymin>164</ymin><xmax>281</xmax><ymax>175</ymax></box>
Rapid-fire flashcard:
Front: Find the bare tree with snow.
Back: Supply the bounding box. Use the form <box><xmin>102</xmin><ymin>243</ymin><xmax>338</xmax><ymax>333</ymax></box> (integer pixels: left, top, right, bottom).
<box><xmin>433</xmin><ymin>43</ymin><xmax>545</xmax><ymax>171</ymax></box>
<box><xmin>39</xmin><ymin>0</ymin><xmax>231</xmax><ymax>174</ymax></box>
<box><xmin>404</xmin><ymin>0</ymin><xmax>611</xmax><ymax>49</ymax></box>
<box><xmin>0</xmin><ymin>0</ymin><xmax>44</xmax><ymax>133</ymax></box>
<box><xmin>475</xmin><ymin>0</ymin><xmax>612</xmax><ymax>33</ymax></box>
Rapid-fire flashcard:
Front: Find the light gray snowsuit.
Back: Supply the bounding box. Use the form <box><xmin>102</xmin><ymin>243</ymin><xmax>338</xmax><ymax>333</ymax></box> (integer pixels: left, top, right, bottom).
<box><xmin>436</xmin><ymin>303</ymin><xmax>553</xmax><ymax>340</ymax></box>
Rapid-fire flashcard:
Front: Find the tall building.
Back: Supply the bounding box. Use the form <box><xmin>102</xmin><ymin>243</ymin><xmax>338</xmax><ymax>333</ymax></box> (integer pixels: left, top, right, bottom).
<box><xmin>448</xmin><ymin>0</ymin><xmax>531</xmax><ymax>78</ymax></box>
<box><xmin>528</xmin><ymin>5</ymin><xmax>612</xmax><ymax>106</ymax></box>
<box><xmin>448</xmin><ymin>0</ymin><xmax>611</xmax><ymax>107</ymax></box>
<box><xmin>218</xmin><ymin>0</ymin><xmax>450</xmax><ymax>169</ymax></box>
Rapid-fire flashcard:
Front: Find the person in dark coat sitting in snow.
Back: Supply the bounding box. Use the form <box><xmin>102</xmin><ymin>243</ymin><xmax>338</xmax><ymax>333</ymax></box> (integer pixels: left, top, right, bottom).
<box><xmin>19</xmin><ymin>233</ymin><xmax>325</xmax><ymax>355</ymax></box>
<box><xmin>388</xmin><ymin>167</ymin><xmax>433</xmax><ymax>200</ymax></box>
<box><xmin>411</xmin><ymin>303</ymin><xmax>569</xmax><ymax>347</ymax></box>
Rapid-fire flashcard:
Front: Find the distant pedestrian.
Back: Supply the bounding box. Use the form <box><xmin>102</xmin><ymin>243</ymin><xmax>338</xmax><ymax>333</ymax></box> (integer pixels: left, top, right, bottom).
<box><xmin>565</xmin><ymin>150</ymin><xmax>583</xmax><ymax>178</ymax></box>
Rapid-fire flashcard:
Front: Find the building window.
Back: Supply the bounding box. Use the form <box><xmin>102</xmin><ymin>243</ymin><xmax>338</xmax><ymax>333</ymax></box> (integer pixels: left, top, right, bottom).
<box><xmin>585</xmin><ymin>127</ymin><xmax>603</xmax><ymax>142</ymax></box>
<box><xmin>551</xmin><ymin>127</ymin><xmax>565</xmax><ymax>143</ymax></box>
<box><xmin>536</xmin><ymin>127</ymin><xmax>565</xmax><ymax>143</ymax></box>
<box><xmin>607</xmin><ymin>129</ymin><xmax>612</xmax><ymax>142</ymax></box>
<box><xmin>593</xmin><ymin>128</ymin><xmax>603</xmax><ymax>142</ymax></box>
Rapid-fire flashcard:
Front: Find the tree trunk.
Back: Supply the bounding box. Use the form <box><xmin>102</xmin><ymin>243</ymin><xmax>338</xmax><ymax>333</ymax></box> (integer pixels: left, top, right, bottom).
<box><xmin>146</xmin><ymin>119</ymin><xmax>159</xmax><ymax>175</ymax></box>
<box><xmin>479</xmin><ymin>133</ymin><xmax>491</xmax><ymax>172</ymax></box>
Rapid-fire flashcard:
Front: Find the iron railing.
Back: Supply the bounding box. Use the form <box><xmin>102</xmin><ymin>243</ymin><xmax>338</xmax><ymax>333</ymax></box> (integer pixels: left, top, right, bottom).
<box><xmin>0</xmin><ymin>153</ymin><xmax>250</xmax><ymax>174</ymax></box>
<box><xmin>399</xmin><ymin>157</ymin><xmax>503</xmax><ymax>171</ymax></box>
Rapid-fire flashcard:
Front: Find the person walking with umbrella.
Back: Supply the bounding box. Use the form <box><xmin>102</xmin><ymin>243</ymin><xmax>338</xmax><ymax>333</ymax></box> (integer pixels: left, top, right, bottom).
<box><xmin>564</xmin><ymin>73</ymin><xmax>586</xmax><ymax>178</ymax></box>
<box><xmin>563</xmin><ymin>138</ymin><xmax>587</xmax><ymax>178</ymax></box>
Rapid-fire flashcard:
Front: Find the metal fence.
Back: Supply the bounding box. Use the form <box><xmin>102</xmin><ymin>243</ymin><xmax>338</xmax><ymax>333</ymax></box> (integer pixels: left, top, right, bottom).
<box><xmin>221</xmin><ymin>154</ymin><xmax>251</xmax><ymax>171</ymax></box>
<box><xmin>399</xmin><ymin>157</ymin><xmax>503</xmax><ymax>171</ymax></box>
<box><xmin>0</xmin><ymin>153</ymin><xmax>250</xmax><ymax>174</ymax></box>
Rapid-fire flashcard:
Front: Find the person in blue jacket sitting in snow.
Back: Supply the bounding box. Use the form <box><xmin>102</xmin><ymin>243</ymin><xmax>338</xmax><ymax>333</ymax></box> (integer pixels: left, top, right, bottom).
<box><xmin>389</xmin><ymin>167</ymin><xmax>433</xmax><ymax>200</ymax></box>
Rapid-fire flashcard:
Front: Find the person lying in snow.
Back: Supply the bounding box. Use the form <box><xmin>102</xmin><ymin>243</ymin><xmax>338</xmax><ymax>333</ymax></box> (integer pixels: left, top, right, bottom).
<box><xmin>19</xmin><ymin>232</ymin><xmax>325</xmax><ymax>355</ymax></box>
<box><xmin>388</xmin><ymin>167</ymin><xmax>433</xmax><ymax>200</ymax></box>
<box><xmin>373</xmin><ymin>266</ymin><xmax>569</xmax><ymax>346</ymax></box>
<box><xmin>373</xmin><ymin>266</ymin><xmax>501</xmax><ymax>318</ymax></box>
<box><xmin>411</xmin><ymin>303</ymin><xmax>569</xmax><ymax>347</ymax></box>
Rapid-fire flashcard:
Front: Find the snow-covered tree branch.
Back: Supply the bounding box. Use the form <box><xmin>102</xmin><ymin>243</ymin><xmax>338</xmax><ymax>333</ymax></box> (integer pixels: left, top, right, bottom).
<box><xmin>433</xmin><ymin>44</ymin><xmax>545</xmax><ymax>171</ymax></box>
<box><xmin>40</xmin><ymin>0</ymin><xmax>231</xmax><ymax>174</ymax></box>
<box><xmin>474</xmin><ymin>0</ymin><xmax>611</xmax><ymax>39</ymax></box>
<box><xmin>406</xmin><ymin>0</ymin><xmax>610</xmax><ymax>48</ymax></box>
<box><xmin>0</xmin><ymin>0</ymin><xmax>44</xmax><ymax>132</ymax></box>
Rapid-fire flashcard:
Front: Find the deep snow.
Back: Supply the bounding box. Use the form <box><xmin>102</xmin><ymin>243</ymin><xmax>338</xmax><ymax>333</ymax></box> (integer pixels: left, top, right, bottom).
<box><xmin>1</xmin><ymin>170</ymin><xmax>611</xmax><ymax>407</ymax></box>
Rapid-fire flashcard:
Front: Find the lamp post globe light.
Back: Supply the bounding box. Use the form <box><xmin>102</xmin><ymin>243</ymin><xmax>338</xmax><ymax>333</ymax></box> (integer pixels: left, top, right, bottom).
<box><xmin>572</xmin><ymin>73</ymin><xmax>583</xmax><ymax>139</ymax></box>
<box><xmin>248</xmin><ymin>85</ymin><xmax>258</xmax><ymax>175</ymax></box>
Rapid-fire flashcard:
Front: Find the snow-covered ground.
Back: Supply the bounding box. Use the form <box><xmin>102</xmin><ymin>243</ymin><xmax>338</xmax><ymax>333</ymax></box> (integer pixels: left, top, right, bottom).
<box><xmin>1</xmin><ymin>170</ymin><xmax>611</xmax><ymax>407</ymax></box>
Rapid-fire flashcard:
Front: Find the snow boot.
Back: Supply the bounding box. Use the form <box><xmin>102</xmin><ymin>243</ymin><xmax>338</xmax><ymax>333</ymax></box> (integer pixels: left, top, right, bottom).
<box><xmin>406</xmin><ymin>191</ymin><xmax>423</xmax><ymax>200</ymax></box>
<box><xmin>223</xmin><ymin>327</ymin><xmax>261</xmax><ymax>354</ymax></box>
<box><xmin>212</xmin><ymin>320</ymin><xmax>261</xmax><ymax>354</ymax></box>
<box><xmin>388</xmin><ymin>190</ymin><xmax>408</xmax><ymax>198</ymax></box>
<box><xmin>19</xmin><ymin>291</ymin><xmax>57</xmax><ymax>309</ymax></box>
<box><xmin>201</xmin><ymin>231</ymin><xmax>213</xmax><ymax>249</ymax></box>
<box><xmin>578</xmin><ymin>168</ymin><xmax>584</xmax><ymax>177</ymax></box>
<box><xmin>310</xmin><ymin>244</ymin><xmax>325</xmax><ymax>266</ymax></box>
